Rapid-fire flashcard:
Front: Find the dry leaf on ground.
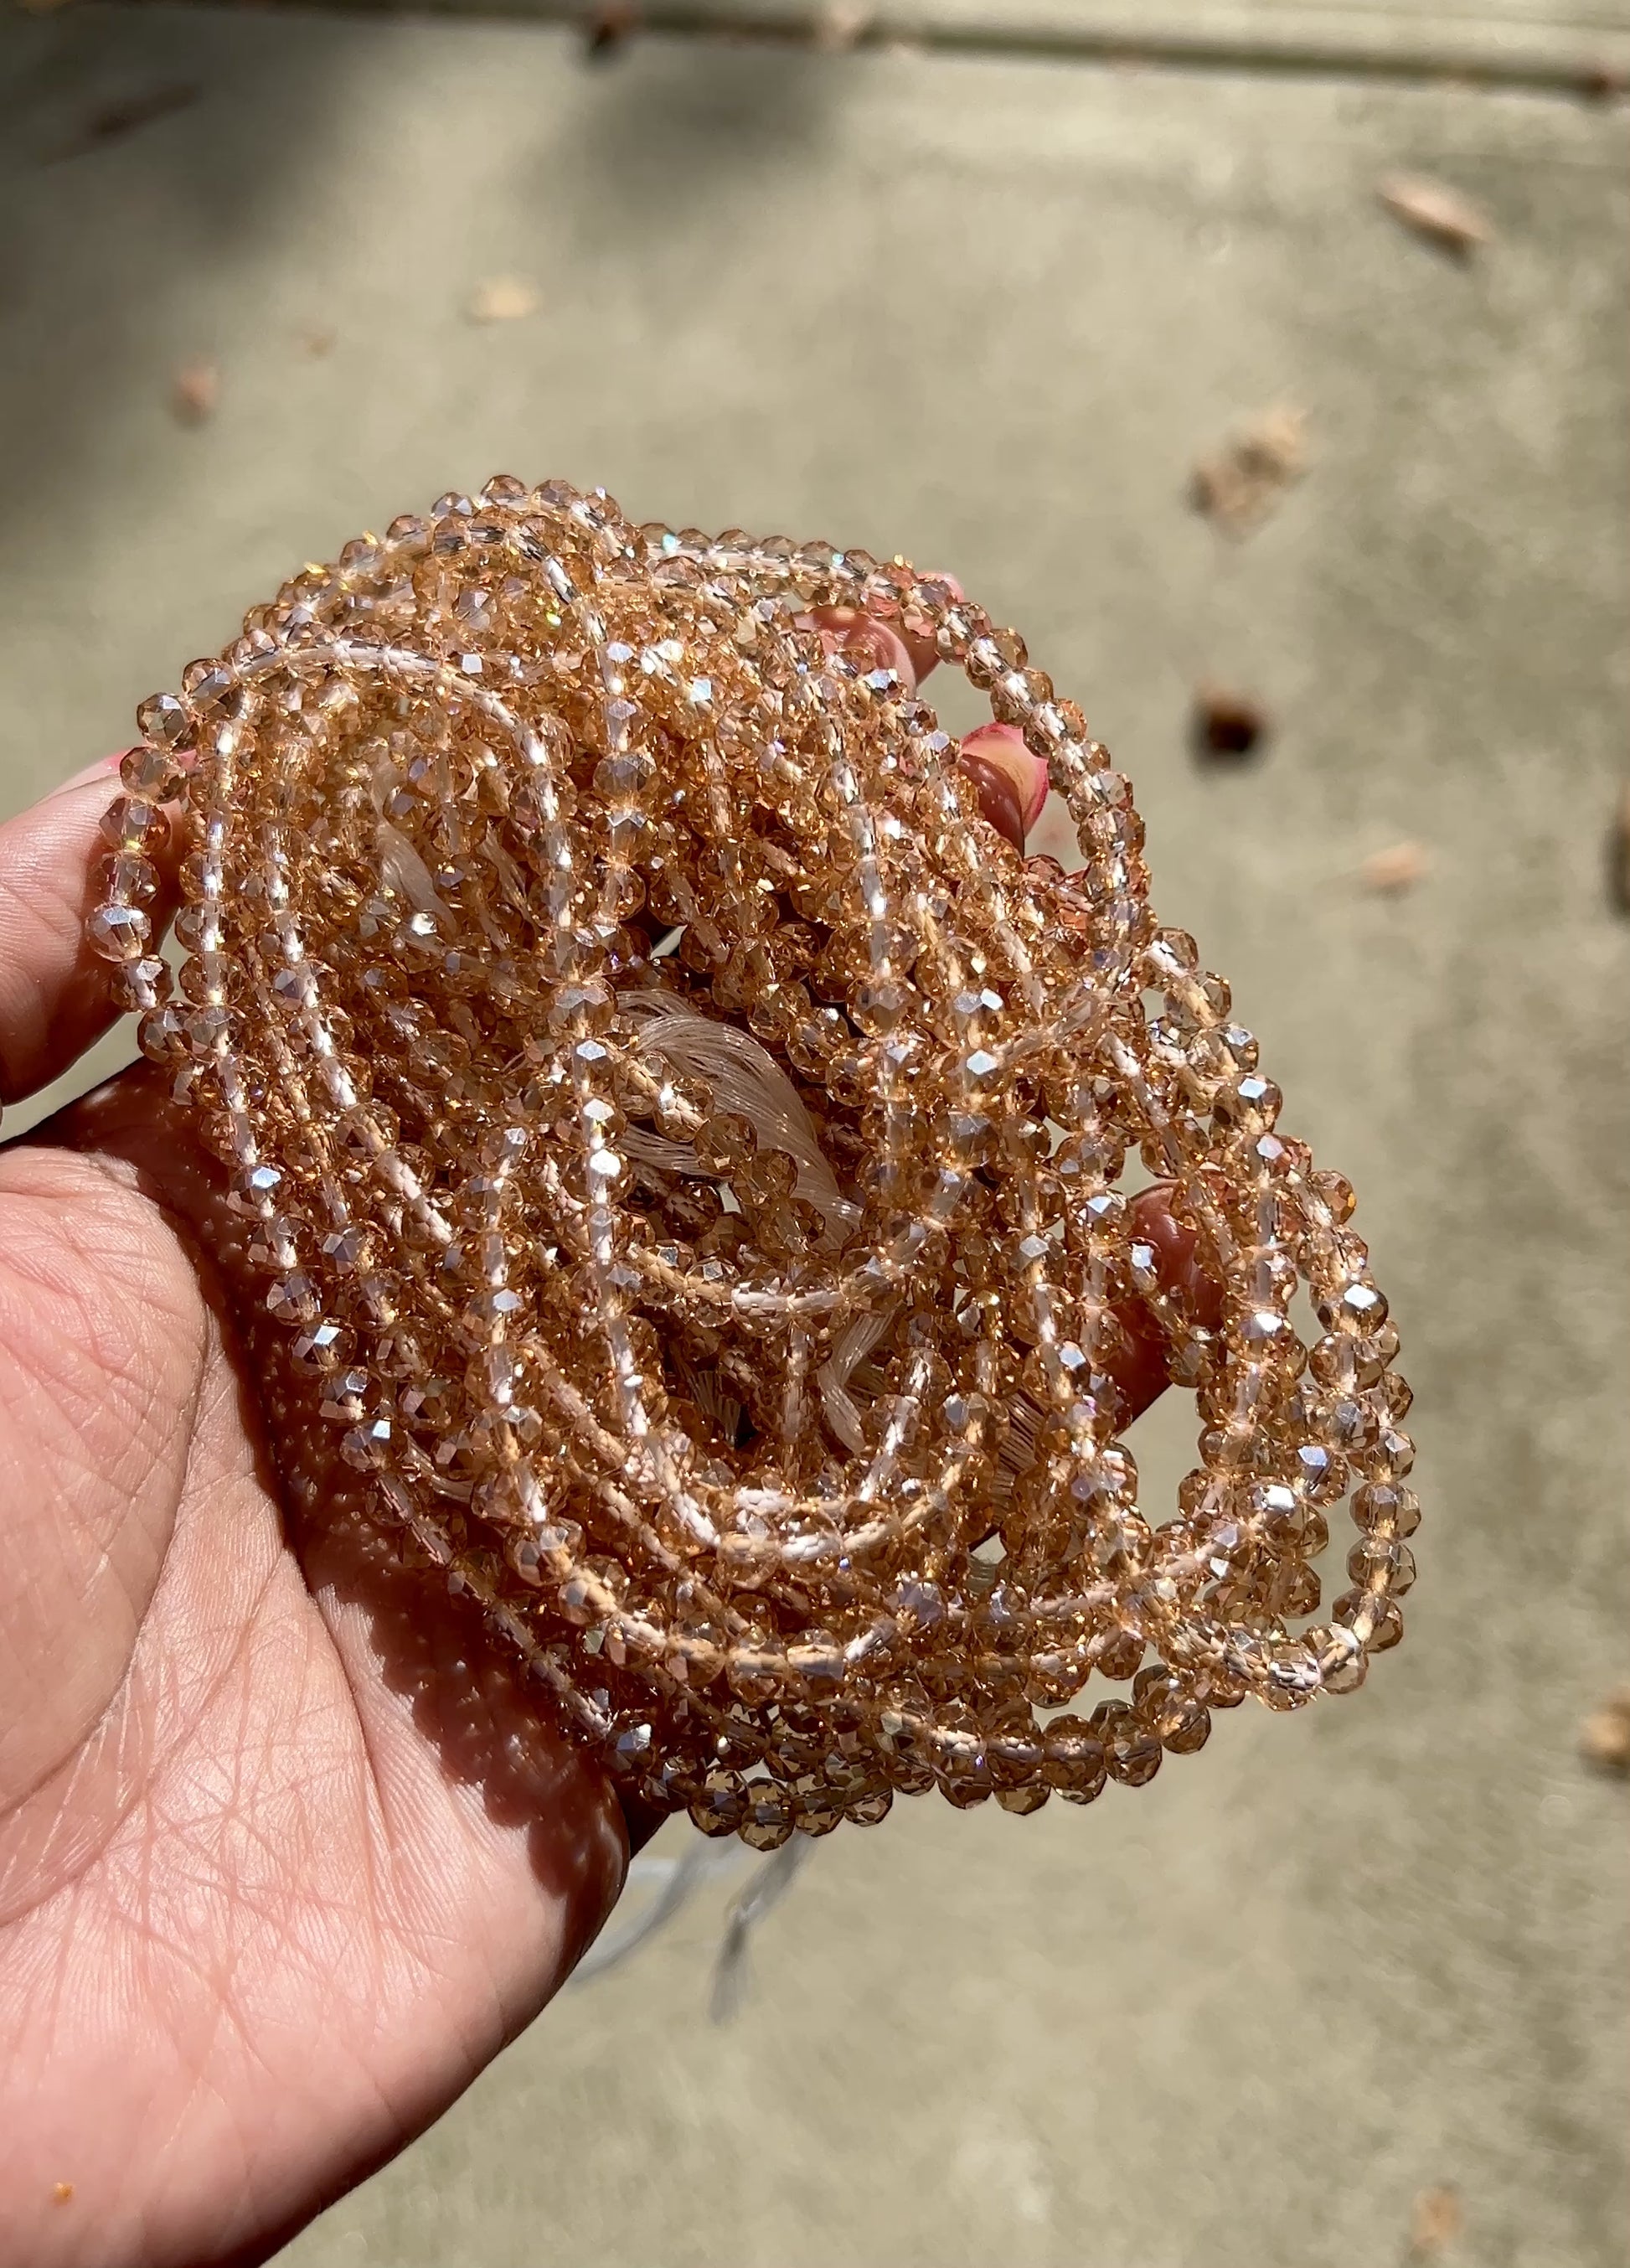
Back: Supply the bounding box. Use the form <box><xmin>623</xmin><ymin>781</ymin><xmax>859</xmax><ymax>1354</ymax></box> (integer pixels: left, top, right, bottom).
<box><xmin>1579</xmin><ymin>1686</ymin><xmax>1630</xmax><ymax>1774</ymax></box>
<box><xmin>1378</xmin><ymin>173</ymin><xmax>1492</xmax><ymax>256</ymax></box>
<box><xmin>170</xmin><ymin>359</ymin><xmax>219</xmax><ymax>424</ymax></box>
<box><xmin>1190</xmin><ymin>406</ymin><xmax>1308</xmax><ymax>536</ymax></box>
<box><xmin>813</xmin><ymin>2</ymin><xmax>873</xmax><ymax>49</ymax></box>
<box><xmin>1193</xmin><ymin>685</ymin><xmax>1269</xmax><ymax>761</ymax></box>
<box><xmin>45</xmin><ymin>78</ymin><xmax>199</xmax><ymax>160</ymax></box>
<box><xmin>1410</xmin><ymin>2185</ymin><xmax>1463</xmax><ymax>2255</ymax></box>
<box><xmin>1359</xmin><ymin>840</ymin><xmax>1430</xmax><ymax>893</ymax></box>
<box><xmin>584</xmin><ymin>1</ymin><xmax>637</xmax><ymax>57</ymax></box>
<box><xmin>467</xmin><ymin>276</ymin><xmax>539</xmax><ymax>323</ymax></box>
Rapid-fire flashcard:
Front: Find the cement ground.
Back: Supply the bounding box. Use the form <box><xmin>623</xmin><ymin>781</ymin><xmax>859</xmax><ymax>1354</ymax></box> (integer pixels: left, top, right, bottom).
<box><xmin>1</xmin><ymin>3</ymin><xmax>1626</xmax><ymax>2261</ymax></box>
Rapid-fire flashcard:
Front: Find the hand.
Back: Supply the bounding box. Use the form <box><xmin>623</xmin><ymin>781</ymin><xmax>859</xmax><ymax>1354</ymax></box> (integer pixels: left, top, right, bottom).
<box><xmin>0</xmin><ymin>626</ymin><xmax>1204</xmax><ymax>2268</ymax></box>
<box><xmin>0</xmin><ymin>765</ymin><xmax>628</xmax><ymax>2268</ymax></box>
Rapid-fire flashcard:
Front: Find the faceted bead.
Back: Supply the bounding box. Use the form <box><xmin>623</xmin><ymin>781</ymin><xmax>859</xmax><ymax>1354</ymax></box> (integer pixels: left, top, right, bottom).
<box><xmin>319</xmin><ymin>1369</ymin><xmax>372</xmax><ymax>1425</ymax></box>
<box><xmin>121</xmin><ymin>739</ymin><xmax>188</xmax><ymax>799</ymax></box>
<box><xmin>1132</xmin><ymin>1667</ymin><xmax>1212</xmax><ymax>1754</ymax></box>
<box><xmin>74</xmin><ymin>484</ymin><xmax>1412</xmax><ymax>1842</ymax></box>
<box><xmin>1364</xmin><ymin>1598</ymin><xmax>1405</xmax><ymax>1652</ymax></box>
<box><xmin>136</xmin><ymin>691</ymin><xmax>194</xmax><ymax>751</ymax></box>
<box><xmin>98</xmin><ymin>796</ymin><xmax>168</xmax><ymax>855</ymax></box>
<box><xmin>1092</xmin><ymin>1702</ymin><xmax>1163</xmax><ymax>1786</ymax></box>
<box><xmin>178</xmin><ymin>954</ymin><xmax>239</xmax><ymax>1006</ymax></box>
<box><xmin>109</xmin><ymin>956</ymin><xmax>172</xmax><ymax>1013</ymax></box>
<box><xmin>739</xmin><ymin>1784</ymin><xmax>795</xmax><ymax>1851</ymax></box>
<box><xmin>87</xmin><ymin>902</ymin><xmax>151</xmax><ymax>963</ymax></box>
<box><xmin>689</xmin><ymin>1769</ymin><xmax>747</xmax><ymax>1839</ymax></box>
<box><xmin>1317</xmin><ymin>1624</ymin><xmax>1368</xmax><ymax>1695</ymax></box>
<box><xmin>340</xmin><ymin>1417</ymin><xmax>394</xmax><ymax>1472</ymax></box>
<box><xmin>1346</xmin><ymin>1537</ymin><xmax>1416</xmax><ymax>1596</ymax></box>
<box><xmin>137</xmin><ymin>1004</ymin><xmax>190</xmax><ymax>1064</ymax></box>
<box><xmin>98</xmin><ymin>851</ymin><xmax>159</xmax><ymax>907</ymax></box>
<box><xmin>225</xmin><ymin>1162</ymin><xmax>282</xmax><ymax>1216</ymax></box>
<box><xmin>1351</xmin><ymin>1482</ymin><xmax>1421</xmax><ymax>1538</ymax></box>
<box><xmin>994</xmin><ymin>1782</ymin><xmax>1050</xmax><ymax>1815</ymax></box>
<box><xmin>179</xmin><ymin>659</ymin><xmax>242</xmax><ymax>718</ymax></box>
<box><xmin>793</xmin><ymin>1783</ymin><xmax>846</xmax><ymax>1837</ymax></box>
<box><xmin>266</xmin><ymin>1273</ymin><xmax>320</xmax><ymax>1325</ymax></box>
<box><xmin>1261</xmin><ymin>1640</ymin><xmax>1323</xmax><ymax>1711</ymax></box>
<box><xmin>1042</xmin><ymin>1715</ymin><xmax>1108</xmax><ymax>1802</ymax></box>
<box><xmin>172</xmin><ymin>904</ymin><xmax>222</xmax><ymax>953</ymax></box>
<box><xmin>290</xmin><ymin>1320</ymin><xmax>353</xmax><ymax>1372</ymax></box>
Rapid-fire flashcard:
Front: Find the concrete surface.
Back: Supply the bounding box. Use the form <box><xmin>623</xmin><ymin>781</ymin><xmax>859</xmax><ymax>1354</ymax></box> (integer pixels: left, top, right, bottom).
<box><xmin>135</xmin><ymin>1</ymin><xmax>1630</xmax><ymax>91</ymax></box>
<box><xmin>2</xmin><ymin>5</ymin><xmax>1627</xmax><ymax>2264</ymax></box>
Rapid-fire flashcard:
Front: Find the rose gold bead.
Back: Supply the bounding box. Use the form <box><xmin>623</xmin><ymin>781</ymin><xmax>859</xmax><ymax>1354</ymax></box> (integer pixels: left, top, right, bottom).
<box><xmin>86</xmin><ymin>902</ymin><xmax>151</xmax><ymax>963</ymax></box>
<box><xmin>82</xmin><ymin>481</ymin><xmax>1413</xmax><ymax>1842</ymax></box>
<box><xmin>98</xmin><ymin>795</ymin><xmax>169</xmax><ymax>855</ymax></box>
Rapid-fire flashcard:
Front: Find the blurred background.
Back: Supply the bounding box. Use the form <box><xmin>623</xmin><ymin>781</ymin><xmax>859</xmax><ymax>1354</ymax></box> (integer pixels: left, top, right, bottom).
<box><xmin>3</xmin><ymin>1</ymin><xmax>1628</xmax><ymax>2262</ymax></box>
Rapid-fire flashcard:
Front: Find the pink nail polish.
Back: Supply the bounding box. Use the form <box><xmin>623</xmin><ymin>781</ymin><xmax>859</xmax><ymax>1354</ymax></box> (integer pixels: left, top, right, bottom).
<box><xmin>959</xmin><ymin>724</ymin><xmax>1050</xmax><ymax>833</ymax></box>
<box><xmin>955</xmin><ymin>747</ymin><xmax>1027</xmax><ymax>853</ymax></box>
<box><xmin>806</xmin><ymin>609</ymin><xmax>919</xmax><ymax>693</ymax></box>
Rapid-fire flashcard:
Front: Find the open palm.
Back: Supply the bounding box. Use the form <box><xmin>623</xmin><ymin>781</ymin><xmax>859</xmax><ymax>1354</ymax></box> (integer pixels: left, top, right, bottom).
<box><xmin>0</xmin><ymin>773</ymin><xmax>628</xmax><ymax>2268</ymax></box>
<box><xmin>0</xmin><ymin>662</ymin><xmax>1197</xmax><ymax>2267</ymax></box>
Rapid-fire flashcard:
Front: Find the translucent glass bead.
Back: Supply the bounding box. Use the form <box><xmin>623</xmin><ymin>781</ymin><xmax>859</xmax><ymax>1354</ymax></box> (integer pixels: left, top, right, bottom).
<box><xmin>79</xmin><ymin>478</ymin><xmax>1414</xmax><ymax>1847</ymax></box>
<box><xmin>86</xmin><ymin>902</ymin><xmax>152</xmax><ymax>963</ymax></box>
<box><xmin>98</xmin><ymin>796</ymin><xmax>168</xmax><ymax>855</ymax></box>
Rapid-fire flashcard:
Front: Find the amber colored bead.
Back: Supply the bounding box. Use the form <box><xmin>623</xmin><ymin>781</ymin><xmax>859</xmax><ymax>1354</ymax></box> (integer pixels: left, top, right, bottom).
<box><xmin>1093</xmin><ymin>1702</ymin><xmax>1163</xmax><ymax>1787</ymax></box>
<box><xmin>690</xmin><ymin>1771</ymin><xmax>747</xmax><ymax>1838</ymax></box>
<box><xmin>121</xmin><ymin>739</ymin><xmax>188</xmax><ymax>800</ymax></box>
<box><xmin>86</xmin><ymin>902</ymin><xmax>151</xmax><ymax>963</ymax></box>
<box><xmin>83</xmin><ymin>478</ymin><xmax>1414</xmax><ymax>1843</ymax></box>
<box><xmin>739</xmin><ymin>1785</ymin><xmax>796</xmax><ymax>1851</ymax></box>
<box><xmin>98</xmin><ymin>795</ymin><xmax>168</xmax><ymax>855</ymax></box>
<box><xmin>109</xmin><ymin>956</ymin><xmax>173</xmax><ymax>1014</ymax></box>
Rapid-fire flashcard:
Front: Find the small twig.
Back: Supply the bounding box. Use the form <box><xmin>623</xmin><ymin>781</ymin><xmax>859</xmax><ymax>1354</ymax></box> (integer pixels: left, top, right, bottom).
<box><xmin>44</xmin><ymin>80</ymin><xmax>200</xmax><ymax>163</ymax></box>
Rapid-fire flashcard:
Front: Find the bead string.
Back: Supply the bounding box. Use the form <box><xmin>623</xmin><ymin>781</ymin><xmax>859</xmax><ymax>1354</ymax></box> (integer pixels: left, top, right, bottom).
<box><xmin>85</xmin><ymin>478</ymin><xmax>1416</xmax><ymax>1845</ymax></box>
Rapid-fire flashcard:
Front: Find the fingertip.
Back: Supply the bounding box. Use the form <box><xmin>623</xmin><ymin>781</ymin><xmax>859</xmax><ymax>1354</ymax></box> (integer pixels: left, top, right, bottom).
<box><xmin>1107</xmin><ymin>1303</ymin><xmax>1176</xmax><ymax>1426</ymax></box>
<box><xmin>0</xmin><ymin>767</ymin><xmax>178</xmax><ymax>1106</ymax></box>
<box><xmin>802</xmin><ymin>607</ymin><xmax>919</xmax><ymax>693</ymax></box>
<box><xmin>960</xmin><ymin>723</ymin><xmax>1050</xmax><ymax>832</ymax></box>
<box><xmin>954</xmin><ymin>744</ymin><xmax>1027</xmax><ymax>852</ymax></box>
<box><xmin>1103</xmin><ymin>1186</ymin><xmax>1227</xmax><ymax>1423</ymax></box>
<box><xmin>1128</xmin><ymin>1183</ymin><xmax>1225</xmax><ymax>1334</ymax></box>
<box><xmin>48</xmin><ymin>750</ymin><xmax>132</xmax><ymax>800</ymax></box>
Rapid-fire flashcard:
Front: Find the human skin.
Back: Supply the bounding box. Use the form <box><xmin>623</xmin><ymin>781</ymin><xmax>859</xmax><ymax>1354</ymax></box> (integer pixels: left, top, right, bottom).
<box><xmin>0</xmin><ymin>621</ymin><xmax>1208</xmax><ymax>2267</ymax></box>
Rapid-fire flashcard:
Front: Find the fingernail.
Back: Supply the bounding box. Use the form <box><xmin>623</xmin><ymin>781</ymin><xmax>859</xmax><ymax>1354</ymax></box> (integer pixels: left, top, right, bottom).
<box><xmin>955</xmin><ymin>747</ymin><xmax>1027</xmax><ymax>853</ymax></box>
<box><xmin>1127</xmin><ymin>1183</ymin><xmax>1225</xmax><ymax>1333</ymax></box>
<box><xmin>49</xmin><ymin>750</ymin><xmax>128</xmax><ymax>799</ymax></box>
<box><xmin>839</xmin><ymin>618</ymin><xmax>916</xmax><ymax>689</ymax></box>
<box><xmin>958</xmin><ymin>724</ymin><xmax>1050</xmax><ymax>837</ymax></box>
<box><xmin>804</xmin><ymin>608</ymin><xmax>919</xmax><ymax>695</ymax></box>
